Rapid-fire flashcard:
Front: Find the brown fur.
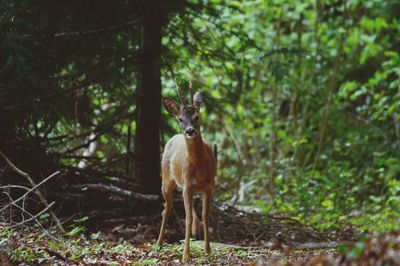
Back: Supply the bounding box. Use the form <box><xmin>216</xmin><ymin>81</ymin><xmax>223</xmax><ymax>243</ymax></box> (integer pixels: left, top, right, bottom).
<box><xmin>157</xmin><ymin>95</ymin><xmax>216</xmax><ymax>262</ymax></box>
<box><xmin>164</xmin><ymin>133</ymin><xmax>216</xmax><ymax>191</ymax></box>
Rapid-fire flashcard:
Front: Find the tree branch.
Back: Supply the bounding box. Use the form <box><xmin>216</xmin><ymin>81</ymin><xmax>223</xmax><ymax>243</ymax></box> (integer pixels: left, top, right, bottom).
<box><xmin>11</xmin><ymin>202</ymin><xmax>55</xmax><ymax>228</ymax></box>
<box><xmin>54</xmin><ymin>19</ymin><xmax>138</xmax><ymax>38</ymax></box>
<box><xmin>71</xmin><ymin>183</ymin><xmax>160</xmax><ymax>201</ymax></box>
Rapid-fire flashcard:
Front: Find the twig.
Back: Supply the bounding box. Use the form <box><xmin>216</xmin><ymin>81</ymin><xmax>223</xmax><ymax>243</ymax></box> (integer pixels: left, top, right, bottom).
<box><xmin>0</xmin><ymin>151</ymin><xmax>64</xmax><ymax>232</ymax></box>
<box><xmin>71</xmin><ymin>183</ymin><xmax>160</xmax><ymax>201</ymax></box>
<box><xmin>189</xmin><ymin>81</ymin><xmax>193</xmax><ymax>105</ymax></box>
<box><xmin>6</xmin><ymin>186</ymin><xmax>12</xmax><ymax>224</ymax></box>
<box><xmin>0</xmin><ymin>171</ymin><xmax>59</xmax><ymax>211</ymax></box>
<box><xmin>100</xmin><ymin>216</ymin><xmax>148</xmax><ymax>225</ymax></box>
<box><xmin>4</xmin><ymin>194</ymin><xmax>62</xmax><ymax>243</ymax></box>
<box><xmin>0</xmin><ymin>185</ymin><xmax>35</xmax><ymax>193</ymax></box>
<box><xmin>11</xmin><ymin>202</ymin><xmax>55</xmax><ymax>228</ymax></box>
<box><xmin>174</xmin><ymin>78</ymin><xmax>185</xmax><ymax>106</ymax></box>
<box><xmin>54</xmin><ymin>19</ymin><xmax>138</xmax><ymax>38</ymax></box>
<box><xmin>293</xmin><ymin>241</ymin><xmax>339</xmax><ymax>250</ymax></box>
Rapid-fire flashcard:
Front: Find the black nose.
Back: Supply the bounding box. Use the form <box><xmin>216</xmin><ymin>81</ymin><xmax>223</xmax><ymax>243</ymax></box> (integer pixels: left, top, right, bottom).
<box><xmin>185</xmin><ymin>128</ymin><xmax>196</xmax><ymax>136</ymax></box>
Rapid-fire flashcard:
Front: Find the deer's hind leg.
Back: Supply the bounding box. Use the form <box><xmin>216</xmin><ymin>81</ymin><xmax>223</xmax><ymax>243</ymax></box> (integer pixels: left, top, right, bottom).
<box><xmin>202</xmin><ymin>190</ymin><xmax>211</xmax><ymax>254</ymax></box>
<box><xmin>191</xmin><ymin>205</ymin><xmax>200</xmax><ymax>237</ymax></box>
<box><xmin>156</xmin><ymin>178</ymin><xmax>176</xmax><ymax>248</ymax></box>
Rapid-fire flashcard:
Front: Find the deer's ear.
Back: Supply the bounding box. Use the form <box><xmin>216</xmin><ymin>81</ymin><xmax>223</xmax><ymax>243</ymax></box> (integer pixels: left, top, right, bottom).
<box><xmin>163</xmin><ymin>97</ymin><xmax>180</xmax><ymax>116</ymax></box>
<box><xmin>193</xmin><ymin>92</ymin><xmax>202</xmax><ymax>109</ymax></box>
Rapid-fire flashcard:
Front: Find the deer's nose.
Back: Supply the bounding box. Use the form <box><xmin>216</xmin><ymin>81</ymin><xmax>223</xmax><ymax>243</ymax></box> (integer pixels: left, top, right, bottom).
<box><xmin>185</xmin><ymin>127</ymin><xmax>196</xmax><ymax>136</ymax></box>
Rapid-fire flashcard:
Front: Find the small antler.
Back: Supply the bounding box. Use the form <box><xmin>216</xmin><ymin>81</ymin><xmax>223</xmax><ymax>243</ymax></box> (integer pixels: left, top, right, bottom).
<box><xmin>189</xmin><ymin>81</ymin><xmax>193</xmax><ymax>105</ymax></box>
<box><xmin>174</xmin><ymin>78</ymin><xmax>185</xmax><ymax>106</ymax></box>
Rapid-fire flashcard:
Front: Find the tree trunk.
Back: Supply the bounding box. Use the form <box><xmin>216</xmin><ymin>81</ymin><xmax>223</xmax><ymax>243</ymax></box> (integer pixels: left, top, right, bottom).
<box><xmin>312</xmin><ymin>36</ymin><xmax>343</xmax><ymax>170</ymax></box>
<box><xmin>135</xmin><ymin>14</ymin><xmax>162</xmax><ymax>195</ymax></box>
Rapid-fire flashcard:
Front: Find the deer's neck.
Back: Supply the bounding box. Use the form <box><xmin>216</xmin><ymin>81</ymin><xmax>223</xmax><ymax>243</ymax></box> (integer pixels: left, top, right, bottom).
<box><xmin>185</xmin><ymin>133</ymin><xmax>205</xmax><ymax>162</ymax></box>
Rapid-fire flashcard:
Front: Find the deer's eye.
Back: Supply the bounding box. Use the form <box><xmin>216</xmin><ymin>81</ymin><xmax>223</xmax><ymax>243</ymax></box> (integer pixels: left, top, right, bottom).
<box><xmin>178</xmin><ymin>118</ymin><xmax>183</xmax><ymax>123</ymax></box>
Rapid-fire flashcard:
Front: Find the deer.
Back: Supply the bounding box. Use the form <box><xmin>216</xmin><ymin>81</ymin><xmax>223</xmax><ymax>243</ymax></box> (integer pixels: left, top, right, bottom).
<box><xmin>156</xmin><ymin>81</ymin><xmax>217</xmax><ymax>262</ymax></box>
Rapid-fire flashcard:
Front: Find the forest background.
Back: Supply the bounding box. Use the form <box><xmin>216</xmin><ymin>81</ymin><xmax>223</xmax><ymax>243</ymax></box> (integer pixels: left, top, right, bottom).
<box><xmin>0</xmin><ymin>0</ymin><xmax>400</xmax><ymax>264</ymax></box>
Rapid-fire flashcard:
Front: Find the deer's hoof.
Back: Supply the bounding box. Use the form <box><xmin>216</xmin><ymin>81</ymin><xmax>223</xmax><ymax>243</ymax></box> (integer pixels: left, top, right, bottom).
<box><xmin>155</xmin><ymin>240</ymin><xmax>164</xmax><ymax>251</ymax></box>
<box><xmin>182</xmin><ymin>253</ymin><xmax>190</xmax><ymax>262</ymax></box>
<box><xmin>205</xmin><ymin>246</ymin><xmax>211</xmax><ymax>254</ymax></box>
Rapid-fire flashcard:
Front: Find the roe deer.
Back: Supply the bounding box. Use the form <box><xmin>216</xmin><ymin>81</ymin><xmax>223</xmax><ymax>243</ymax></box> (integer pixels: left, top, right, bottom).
<box><xmin>156</xmin><ymin>82</ymin><xmax>216</xmax><ymax>262</ymax></box>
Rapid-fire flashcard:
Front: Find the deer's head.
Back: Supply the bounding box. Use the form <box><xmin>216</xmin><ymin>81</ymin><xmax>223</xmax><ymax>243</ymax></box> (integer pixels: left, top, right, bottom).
<box><xmin>163</xmin><ymin>83</ymin><xmax>203</xmax><ymax>140</ymax></box>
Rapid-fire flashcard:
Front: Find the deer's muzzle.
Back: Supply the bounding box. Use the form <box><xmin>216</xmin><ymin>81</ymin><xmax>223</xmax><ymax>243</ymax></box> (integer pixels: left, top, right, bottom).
<box><xmin>184</xmin><ymin>127</ymin><xmax>196</xmax><ymax>138</ymax></box>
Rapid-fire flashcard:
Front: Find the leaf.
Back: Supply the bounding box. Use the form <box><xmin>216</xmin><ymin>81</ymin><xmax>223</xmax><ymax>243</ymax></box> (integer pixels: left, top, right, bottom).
<box><xmin>321</xmin><ymin>200</ymin><xmax>334</xmax><ymax>210</ymax></box>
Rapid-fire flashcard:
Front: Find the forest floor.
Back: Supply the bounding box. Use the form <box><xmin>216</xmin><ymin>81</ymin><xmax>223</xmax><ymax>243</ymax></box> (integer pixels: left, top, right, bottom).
<box><xmin>1</xmin><ymin>200</ymin><xmax>399</xmax><ymax>265</ymax></box>
<box><xmin>2</xmin><ymin>227</ymin><xmax>337</xmax><ymax>265</ymax></box>
<box><xmin>2</xmin><ymin>222</ymin><xmax>400</xmax><ymax>265</ymax></box>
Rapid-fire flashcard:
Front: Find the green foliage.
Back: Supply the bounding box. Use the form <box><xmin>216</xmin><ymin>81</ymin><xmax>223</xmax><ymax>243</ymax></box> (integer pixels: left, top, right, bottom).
<box><xmin>1</xmin><ymin>0</ymin><xmax>399</xmax><ymax>235</ymax></box>
<box><xmin>3</xmin><ymin>229</ymin><xmax>287</xmax><ymax>265</ymax></box>
<box><xmin>173</xmin><ymin>0</ymin><xmax>400</xmax><ymax>234</ymax></box>
<box><xmin>65</xmin><ymin>216</ymin><xmax>89</xmax><ymax>237</ymax></box>
<box><xmin>155</xmin><ymin>240</ymin><xmax>277</xmax><ymax>265</ymax></box>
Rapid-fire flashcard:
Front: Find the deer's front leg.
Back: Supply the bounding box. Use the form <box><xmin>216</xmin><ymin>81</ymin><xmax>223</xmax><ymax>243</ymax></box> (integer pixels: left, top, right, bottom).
<box><xmin>202</xmin><ymin>190</ymin><xmax>211</xmax><ymax>254</ymax></box>
<box><xmin>182</xmin><ymin>188</ymin><xmax>194</xmax><ymax>262</ymax></box>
